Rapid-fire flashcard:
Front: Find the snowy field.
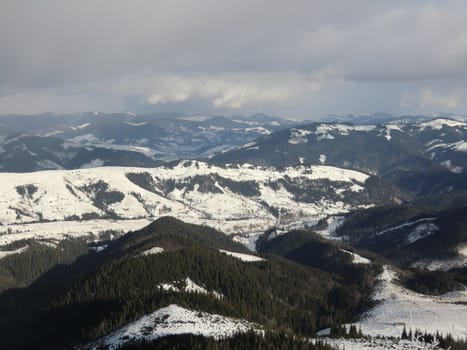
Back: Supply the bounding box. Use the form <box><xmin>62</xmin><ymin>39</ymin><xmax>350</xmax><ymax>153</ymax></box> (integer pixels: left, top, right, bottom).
<box><xmin>0</xmin><ymin>162</ymin><xmax>376</xmax><ymax>246</ymax></box>
<box><xmin>352</xmin><ymin>266</ymin><xmax>467</xmax><ymax>340</ymax></box>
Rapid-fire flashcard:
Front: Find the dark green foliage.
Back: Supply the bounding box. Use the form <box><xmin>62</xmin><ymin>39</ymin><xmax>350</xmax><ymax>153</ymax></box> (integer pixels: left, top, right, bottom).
<box><xmin>115</xmin><ymin>331</ymin><xmax>332</xmax><ymax>350</ymax></box>
<box><xmin>401</xmin><ymin>328</ymin><xmax>467</xmax><ymax>350</ymax></box>
<box><xmin>78</xmin><ymin>180</ymin><xmax>125</xmax><ymax>218</ymax></box>
<box><xmin>15</xmin><ymin>184</ymin><xmax>38</xmax><ymax>198</ymax></box>
<box><xmin>115</xmin><ymin>216</ymin><xmax>251</xmax><ymax>255</ymax></box>
<box><xmin>126</xmin><ymin>172</ymin><xmax>159</xmax><ymax>194</ymax></box>
<box><xmin>330</xmin><ymin>324</ymin><xmax>362</xmax><ymax>338</ymax></box>
<box><xmin>214</xmin><ymin>176</ymin><xmax>260</xmax><ymax>197</ymax></box>
<box><xmin>401</xmin><ymin>269</ymin><xmax>467</xmax><ymax>295</ymax></box>
<box><xmin>336</xmin><ymin>205</ymin><xmax>467</xmax><ymax>267</ymax></box>
<box><xmin>154</xmin><ymin>174</ymin><xmax>261</xmax><ymax>197</ymax></box>
<box><xmin>256</xmin><ymin>230</ymin><xmax>381</xmax><ymax>321</ymax></box>
<box><xmin>80</xmin><ymin>180</ymin><xmax>125</xmax><ymax>207</ymax></box>
<box><xmin>0</xmin><ymin>239</ymin><xmax>87</xmax><ymax>291</ymax></box>
<box><xmin>0</xmin><ymin>217</ymin><xmax>369</xmax><ymax>349</ymax></box>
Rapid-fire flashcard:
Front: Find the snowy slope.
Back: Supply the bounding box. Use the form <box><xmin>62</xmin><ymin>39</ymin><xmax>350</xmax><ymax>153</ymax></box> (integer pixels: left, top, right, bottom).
<box><xmin>352</xmin><ymin>266</ymin><xmax>467</xmax><ymax>340</ymax></box>
<box><xmin>323</xmin><ymin>337</ymin><xmax>443</xmax><ymax>350</ymax></box>
<box><xmin>88</xmin><ymin>304</ymin><xmax>257</xmax><ymax>350</ymax></box>
<box><xmin>0</xmin><ymin>162</ymin><xmax>386</xmax><ymax>246</ymax></box>
<box><xmin>218</xmin><ymin>249</ymin><xmax>265</xmax><ymax>262</ymax></box>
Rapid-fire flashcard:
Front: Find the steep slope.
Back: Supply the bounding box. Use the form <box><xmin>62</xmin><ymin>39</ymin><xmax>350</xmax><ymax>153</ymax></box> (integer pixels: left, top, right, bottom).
<box><xmin>335</xmin><ymin>206</ymin><xmax>467</xmax><ymax>269</ymax></box>
<box><xmin>254</xmin><ymin>227</ymin><xmax>467</xmax><ymax>341</ymax></box>
<box><xmin>0</xmin><ymin>217</ymin><xmax>367</xmax><ymax>349</ymax></box>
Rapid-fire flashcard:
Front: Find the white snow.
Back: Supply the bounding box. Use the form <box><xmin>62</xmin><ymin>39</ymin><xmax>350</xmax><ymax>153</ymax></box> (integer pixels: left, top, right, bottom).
<box><xmin>314</xmin><ymin>124</ymin><xmax>376</xmax><ymax>142</ymax></box>
<box><xmin>80</xmin><ymin>159</ymin><xmax>105</xmax><ymax>169</ymax></box>
<box><xmin>419</xmin><ymin>118</ymin><xmax>466</xmax><ymax>131</ymax></box>
<box><xmin>219</xmin><ymin>249</ymin><xmax>264</xmax><ymax>262</ymax></box>
<box><xmin>177</xmin><ymin>115</ymin><xmax>212</xmax><ymax>122</ymax></box>
<box><xmin>352</xmin><ymin>265</ymin><xmax>467</xmax><ymax>340</ymax></box>
<box><xmin>452</xmin><ymin>141</ymin><xmax>467</xmax><ymax>152</ymax></box>
<box><xmin>440</xmin><ymin>160</ymin><xmax>463</xmax><ymax>174</ymax></box>
<box><xmin>232</xmin><ymin>232</ymin><xmax>263</xmax><ymax>252</ymax></box>
<box><xmin>288</xmin><ymin>128</ymin><xmax>312</xmax><ymax>144</ymax></box>
<box><xmin>0</xmin><ymin>219</ymin><xmax>150</xmax><ymax>246</ymax></box>
<box><xmin>412</xmin><ymin>246</ymin><xmax>467</xmax><ymax>271</ymax></box>
<box><xmin>459</xmin><ymin>246</ymin><xmax>467</xmax><ymax>257</ymax></box>
<box><xmin>315</xmin><ymin>216</ymin><xmax>346</xmax><ymax>240</ymax></box>
<box><xmin>0</xmin><ymin>245</ymin><xmax>28</xmax><ymax>259</ymax></box>
<box><xmin>319</xmin><ymin>154</ymin><xmax>327</xmax><ymax>164</ymax></box>
<box><xmin>70</xmin><ymin>122</ymin><xmax>91</xmax><ymax>130</ymax></box>
<box><xmin>0</xmin><ymin>162</ymin><xmax>376</xmax><ymax>246</ymax></box>
<box><xmin>340</xmin><ymin>249</ymin><xmax>371</xmax><ymax>264</ymax></box>
<box><xmin>370</xmin><ymin>218</ymin><xmax>437</xmax><ymax>238</ymax></box>
<box><xmin>406</xmin><ymin>223</ymin><xmax>438</xmax><ymax>244</ymax></box>
<box><xmin>140</xmin><ymin>247</ymin><xmax>164</xmax><ymax>255</ymax></box>
<box><xmin>124</xmin><ymin>121</ymin><xmax>148</xmax><ymax>127</ymax></box>
<box><xmin>158</xmin><ymin>278</ymin><xmax>218</xmax><ymax>297</ymax></box>
<box><xmin>89</xmin><ymin>304</ymin><xmax>256</xmax><ymax>349</ymax></box>
<box><xmin>244</xmin><ymin>126</ymin><xmax>271</xmax><ymax>135</ymax></box>
<box><xmin>323</xmin><ymin>337</ymin><xmax>443</xmax><ymax>350</ymax></box>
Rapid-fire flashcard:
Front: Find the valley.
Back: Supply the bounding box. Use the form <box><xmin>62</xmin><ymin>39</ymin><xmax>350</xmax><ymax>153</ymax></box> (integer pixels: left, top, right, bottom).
<box><xmin>0</xmin><ymin>115</ymin><xmax>466</xmax><ymax>350</ymax></box>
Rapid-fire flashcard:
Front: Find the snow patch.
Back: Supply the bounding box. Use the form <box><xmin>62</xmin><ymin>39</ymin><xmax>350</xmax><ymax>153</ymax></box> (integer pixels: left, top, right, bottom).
<box><xmin>419</xmin><ymin>118</ymin><xmax>466</xmax><ymax>131</ymax></box>
<box><xmin>141</xmin><ymin>247</ymin><xmax>164</xmax><ymax>255</ymax></box>
<box><xmin>125</xmin><ymin>121</ymin><xmax>148</xmax><ymax>127</ymax></box>
<box><xmin>219</xmin><ymin>249</ymin><xmax>264</xmax><ymax>262</ymax></box>
<box><xmin>319</xmin><ymin>154</ymin><xmax>327</xmax><ymax>164</ymax></box>
<box><xmin>288</xmin><ymin>128</ymin><xmax>312</xmax><ymax>144</ymax></box>
<box><xmin>371</xmin><ymin>218</ymin><xmax>437</xmax><ymax>238</ymax></box>
<box><xmin>89</xmin><ymin>304</ymin><xmax>255</xmax><ymax>349</ymax></box>
<box><xmin>0</xmin><ymin>245</ymin><xmax>28</xmax><ymax>259</ymax></box>
<box><xmin>80</xmin><ymin>159</ymin><xmax>105</xmax><ymax>169</ymax></box>
<box><xmin>315</xmin><ymin>216</ymin><xmax>346</xmax><ymax>240</ymax></box>
<box><xmin>440</xmin><ymin>160</ymin><xmax>463</xmax><ymax>174</ymax></box>
<box><xmin>406</xmin><ymin>223</ymin><xmax>438</xmax><ymax>244</ymax></box>
<box><xmin>340</xmin><ymin>249</ymin><xmax>371</xmax><ymax>264</ymax></box>
<box><xmin>70</xmin><ymin>122</ymin><xmax>91</xmax><ymax>130</ymax></box>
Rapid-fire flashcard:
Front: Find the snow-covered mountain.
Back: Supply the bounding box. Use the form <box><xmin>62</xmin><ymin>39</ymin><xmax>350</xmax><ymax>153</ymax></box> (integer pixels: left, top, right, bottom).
<box><xmin>213</xmin><ymin>117</ymin><xmax>467</xmax><ymax>196</ymax></box>
<box><xmin>0</xmin><ymin>161</ymin><xmax>403</xmax><ymax>246</ymax></box>
<box><xmin>0</xmin><ymin>112</ymin><xmax>297</xmax><ymax>169</ymax></box>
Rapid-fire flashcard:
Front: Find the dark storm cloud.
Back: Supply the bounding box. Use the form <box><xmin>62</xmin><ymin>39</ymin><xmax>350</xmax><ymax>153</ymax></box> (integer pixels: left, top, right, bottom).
<box><xmin>1</xmin><ymin>0</ymin><xmax>466</xmax><ymax>116</ymax></box>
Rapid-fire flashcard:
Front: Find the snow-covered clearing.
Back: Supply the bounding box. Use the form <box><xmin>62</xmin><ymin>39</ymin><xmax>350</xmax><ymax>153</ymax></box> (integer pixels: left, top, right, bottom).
<box><xmin>218</xmin><ymin>249</ymin><xmax>264</xmax><ymax>262</ymax></box>
<box><xmin>370</xmin><ymin>218</ymin><xmax>437</xmax><ymax>238</ymax></box>
<box><xmin>140</xmin><ymin>246</ymin><xmax>164</xmax><ymax>255</ymax></box>
<box><xmin>0</xmin><ymin>245</ymin><xmax>29</xmax><ymax>260</ymax></box>
<box><xmin>352</xmin><ymin>266</ymin><xmax>467</xmax><ymax>340</ymax></box>
<box><xmin>315</xmin><ymin>216</ymin><xmax>346</xmax><ymax>240</ymax></box>
<box><xmin>157</xmin><ymin>277</ymin><xmax>223</xmax><ymax>299</ymax></box>
<box><xmin>340</xmin><ymin>249</ymin><xmax>371</xmax><ymax>264</ymax></box>
<box><xmin>322</xmin><ymin>337</ymin><xmax>443</xmax><ymax>350</ymax></box>
<box><xmin>412</xmin><ymin>246</ymin><xmax>467</xmax><ymax>271</ymax></box>
<box><xmin>88</xmin><ymin>304</ymin><xmax>256</xmax><ymax>350</ymax></box>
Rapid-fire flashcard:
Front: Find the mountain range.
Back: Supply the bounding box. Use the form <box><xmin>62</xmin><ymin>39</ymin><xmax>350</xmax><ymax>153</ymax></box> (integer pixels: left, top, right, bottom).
<box><xmin>0</xmin><ymin>112</ymin><xmax>467</xmax><ymax>349</ymax></box>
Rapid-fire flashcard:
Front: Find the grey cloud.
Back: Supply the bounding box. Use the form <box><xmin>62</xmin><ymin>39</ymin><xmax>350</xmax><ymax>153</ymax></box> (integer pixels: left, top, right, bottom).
<box><xmin>1</xmin><ymin>0</ymin><xmax>467</xmax><ymax>117</ymax></box>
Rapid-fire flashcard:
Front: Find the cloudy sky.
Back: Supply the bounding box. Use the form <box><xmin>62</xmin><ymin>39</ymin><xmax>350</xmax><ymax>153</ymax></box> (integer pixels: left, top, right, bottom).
<box><xmin>1</xmin><ymin>0</ymin><xmax>467</xmax><ymax>118</ymax></box>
